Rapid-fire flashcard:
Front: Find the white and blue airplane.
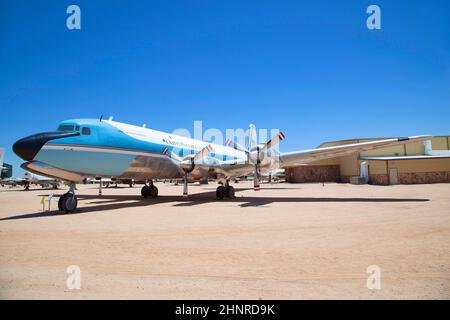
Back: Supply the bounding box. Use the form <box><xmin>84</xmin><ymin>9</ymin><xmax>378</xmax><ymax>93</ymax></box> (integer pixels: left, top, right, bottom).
<box><xmin>12</xmin><ymin>118</ymin><xmax>431</xmax><ymax>212</ymax></box>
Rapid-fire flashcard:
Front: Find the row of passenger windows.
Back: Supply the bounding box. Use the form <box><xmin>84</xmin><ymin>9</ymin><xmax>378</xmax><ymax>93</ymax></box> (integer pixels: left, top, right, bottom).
<box><xmin>57</xmin><ymin>125</ymin><xmax>91</xmax><ymax>135</ymax></box>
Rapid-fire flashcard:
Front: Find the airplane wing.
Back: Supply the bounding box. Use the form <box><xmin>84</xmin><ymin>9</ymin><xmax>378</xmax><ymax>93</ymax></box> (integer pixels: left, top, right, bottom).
<box><xmin>279</xmin><ymin>135</ymin><xmax>432</xmax><ymax>167</ymax></box>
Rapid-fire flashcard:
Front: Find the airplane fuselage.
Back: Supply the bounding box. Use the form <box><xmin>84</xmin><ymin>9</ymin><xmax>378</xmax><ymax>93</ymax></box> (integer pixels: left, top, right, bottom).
<box><xmin>13</xmin><ymin>119</ymin><xmax>250</xmax><ymax>182</ymax></box>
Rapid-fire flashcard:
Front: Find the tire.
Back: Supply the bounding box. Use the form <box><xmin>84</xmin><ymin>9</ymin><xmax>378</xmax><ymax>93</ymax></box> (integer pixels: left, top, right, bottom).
<box><xmin>59</xmin><ymin>193</ymin><xmax>78</xmax><ymax>213</ymax></box>
<box><xmin>141</xmin><ymin>185</ymin><xmax>150</xmax><ymax>198</ymax></box>
<box><xmin>216</xmin><ymin>186</ymin><xmax>225</xmax><ymax>200</ymax></box>
<box><xmin>58</xmin><ymin>195</ymin><xmax>64</xmax><ymax>211</ymax></box>
<box><xmin>149</xmin><ymin>186</ymin><xmax>158</xmax><ymax>198</ymax></box>
<box><xmin>226</xmin><ymin>186</ymin><xmax>235</xmax><ymax>199</ymax></box>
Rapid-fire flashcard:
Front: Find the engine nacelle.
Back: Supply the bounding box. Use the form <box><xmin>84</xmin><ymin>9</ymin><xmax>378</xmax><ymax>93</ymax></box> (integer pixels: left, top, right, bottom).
<box><xmin>180</xmin><ymin>157</ymin><xmax>195</xmax><ymax>173</ymax></box>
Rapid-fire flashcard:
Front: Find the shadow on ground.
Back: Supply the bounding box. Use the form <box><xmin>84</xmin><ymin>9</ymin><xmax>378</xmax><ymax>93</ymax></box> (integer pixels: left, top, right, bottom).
<box><xmin>0</xmin><ymin>189</ymin><xmax>429</xmax><ymax>221</ymax></box>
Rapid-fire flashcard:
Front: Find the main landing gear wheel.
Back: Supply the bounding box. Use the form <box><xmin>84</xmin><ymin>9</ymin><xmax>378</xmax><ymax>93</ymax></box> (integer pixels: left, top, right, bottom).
<box><xmin>216</xmin><ymin>186</ymin><xmax>225</xmax><ymax>199</ymax></box>
<box><xmin>216</xmin><ymin>185</ymin><xmax>235</xmax><ymax>200</ymax></box>
<box><xmin>58</xmin><ymin>193</ymin><xmax>78</xmax><ymax>213</ymax></box>
<box><xmin>226</xmin><ymin>185</ymin><xmax>235</xmax><ymax>199</ymax></box>
<box><xmin>141</xmin><ymin>185</ymin><xmax>158</xmax><ymax>198</ymax></box>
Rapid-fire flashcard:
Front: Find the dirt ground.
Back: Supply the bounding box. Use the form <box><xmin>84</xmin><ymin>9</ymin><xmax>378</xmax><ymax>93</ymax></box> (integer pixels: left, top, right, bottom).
<box><xmin>0</xmin><ymin>181</ymin><xmax>449</xmax><ymax>299</ymax></box>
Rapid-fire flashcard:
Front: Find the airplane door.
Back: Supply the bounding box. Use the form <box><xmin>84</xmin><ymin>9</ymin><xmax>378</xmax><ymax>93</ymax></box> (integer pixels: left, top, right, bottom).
<box><xmin>389</xmin><ymin>168</ymin><xmax>398</xmax><ymax>185</ymax></box>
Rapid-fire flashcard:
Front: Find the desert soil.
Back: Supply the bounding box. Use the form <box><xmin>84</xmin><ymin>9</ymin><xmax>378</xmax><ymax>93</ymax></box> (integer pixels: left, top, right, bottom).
<box><xmin>0</xmin><ymin>181</ymin><xmax>449</xmax><ymax>299</ymax></box>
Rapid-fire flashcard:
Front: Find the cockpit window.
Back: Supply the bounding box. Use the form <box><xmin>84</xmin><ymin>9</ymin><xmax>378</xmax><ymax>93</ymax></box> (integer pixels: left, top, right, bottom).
<box><xmin>58</xmin><ymin>125</ymin><xmax>75</xmax><ymax>131</ymax></box>
<box><xmin>82</xmin><ymin>127</ymin><xmax>91</xmax><ymax>135</ymax></box>
<box><xmin>57</xmin><ymin>124</ymin><xmax>81</xmax><ymax>132</ymax></box>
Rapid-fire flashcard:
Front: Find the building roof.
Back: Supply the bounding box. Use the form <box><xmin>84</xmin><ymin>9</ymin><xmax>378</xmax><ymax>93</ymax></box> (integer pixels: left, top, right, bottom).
<box><xmin>318</xmin><ymin>135</ymin><xmax>448</xmax><ymax>148</ymax></box>
<box><xmin>360</xmin><ymin>155</ymin><xmax>450</xmax><ymax>161</ymax></box>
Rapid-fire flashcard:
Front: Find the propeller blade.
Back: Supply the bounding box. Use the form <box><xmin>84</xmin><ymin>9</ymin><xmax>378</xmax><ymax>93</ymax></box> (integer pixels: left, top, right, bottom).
<box><xmin>193</xmin><ymin>144</ymin><xmax>213</xmax><ymax>163</ymax></box>
<box><xmin>162</xmin><ymin>147</ymin><xmax>183</xmax><ymax>162</ymax></box>
<box><xmin>258</xmin><ymin>132</ymin><xmax>285</xmax><ymax>155</ymax></box>
<box><xmin>225</xmin><ymin>139</ymin><xmax>248</xmax><ymax>153</ymax></box>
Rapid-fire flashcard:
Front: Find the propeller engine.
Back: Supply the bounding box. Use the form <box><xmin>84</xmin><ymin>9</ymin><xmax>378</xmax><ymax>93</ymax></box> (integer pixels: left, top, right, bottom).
<box><xmin>226</xmin><ymin>124</ymin><xmax>285</xmax><ymax>191</ymax></box>
<box><xmin>163</xmin><ymin>144</ymin><xmax>213</xmax><ymax>197</ymax></box>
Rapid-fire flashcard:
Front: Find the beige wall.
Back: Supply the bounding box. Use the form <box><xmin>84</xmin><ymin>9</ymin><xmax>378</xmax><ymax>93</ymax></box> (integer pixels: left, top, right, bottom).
<box><xmin>364</xmin><ymin>158</ymin><xmax>450</xmax><ymax>176</ymax></box>
<box><xmin>360</xmin><ymin>144</ymin><xmax>405</xmax><ymax>157</ymax></box>
<box><xmin>365</xmin><ymin>160</ymin><xmax>387</xmax><ymax>175</ymax></box>
<box><xmin>339</xmin><ymin>154</ymin><xmax>359</xmax><ymax>177</ymax></box>
<box><xmin>319</xmin><ymin>139</ymin><xmax>358</xmax><ymax>148</ymax></box>
<box><xmin>387</xmin><ymin>158</ymin><xmax>450</xmax><ymax>173</ymax></box>
<box><xmin>308</xmin><ymin>157</ymin><xmax>340</xmax><ymax>166</ymax></box>
<box><xmin>432</xmin><ymin>137</ymin><xmax>449</xmax><ymax>150</ymax></box>
<box><xmin>405</xmin><ymin>142</ymin><xmax>424</xmax><ymax>155</ymax></box>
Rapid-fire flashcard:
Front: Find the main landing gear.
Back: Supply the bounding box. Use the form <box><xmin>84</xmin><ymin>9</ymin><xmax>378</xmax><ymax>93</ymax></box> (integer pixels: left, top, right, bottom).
<box><xmin>58</xmin><ymin>184</ymin><xmax>78</xmax><ymax>213</ymax></box>
<box><xmin>216</xmin><ymin>181</ymin><xmax>235</xmax><ymax>200</ymax></box>
<box><xmin>141</xmin><ymin>181</ymin><xmax>158</xmax><ymax>198</ymax></box>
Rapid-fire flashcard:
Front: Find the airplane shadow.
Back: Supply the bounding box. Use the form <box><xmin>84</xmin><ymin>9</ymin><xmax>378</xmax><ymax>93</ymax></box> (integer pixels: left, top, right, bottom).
<box><xmin>0</xmin><ymin>188</ymin><xmax>60</xmax><ymax>193</ymax></box>
<box><xmin>0</xmin><ymin>190</ymin><xmax>429</xmax><ymax>221</ymax></box>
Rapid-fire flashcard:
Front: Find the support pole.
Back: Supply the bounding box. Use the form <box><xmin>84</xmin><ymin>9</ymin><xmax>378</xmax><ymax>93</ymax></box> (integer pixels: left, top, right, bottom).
<box><xmin>183</xmin><ymin>173</ymin><xmax>188</xmax><ymax>198</ymax></box>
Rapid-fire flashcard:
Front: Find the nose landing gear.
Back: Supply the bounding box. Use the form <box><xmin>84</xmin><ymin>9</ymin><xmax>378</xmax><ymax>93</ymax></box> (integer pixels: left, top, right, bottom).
<box><xmin>141</xmin><ymin>181</ymin><xmax>158</xmax><ymax>198</ymax></box>
<box><xmin>58</xmin><ymin>184</ymin><xmax>78</xmax><ymax>213</ymax></box>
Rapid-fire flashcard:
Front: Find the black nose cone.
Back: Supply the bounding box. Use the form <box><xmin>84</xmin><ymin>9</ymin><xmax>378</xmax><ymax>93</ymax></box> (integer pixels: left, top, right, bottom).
<box><xmin>13</xmin><ymin>131</ymin><xmax>80</xmax><ymax>161</ymax></box>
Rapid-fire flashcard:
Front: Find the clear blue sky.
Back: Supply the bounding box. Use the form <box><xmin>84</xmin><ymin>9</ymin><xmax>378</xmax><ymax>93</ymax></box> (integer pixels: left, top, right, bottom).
<box><xmin>1</xmin><ymin>0</ymin><xmax>449</xmax><ymax>176</ymax></box>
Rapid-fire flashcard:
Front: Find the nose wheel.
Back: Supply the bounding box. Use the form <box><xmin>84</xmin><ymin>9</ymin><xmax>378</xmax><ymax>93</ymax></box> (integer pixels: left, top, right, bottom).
<box><xmin>141</xmin><ymin>183</ymin><xmax>158</xmax><ymax>198</ymax></box>
<box><xmin>58</xmin><ymin>184</ymin><xmax>78</xmax><ymax>213</ymax></box>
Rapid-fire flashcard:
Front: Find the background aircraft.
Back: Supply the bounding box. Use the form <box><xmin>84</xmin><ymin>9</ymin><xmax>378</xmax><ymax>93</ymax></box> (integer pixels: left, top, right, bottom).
<box><xmin>12</xmin><ymin>118</ymin><xmax>431</xmax><ymax>212</ymax></box>
<box><xmin>1</xmin><ymin>171</ymin><xmax>60</xmax><ymax>190</ymax></box>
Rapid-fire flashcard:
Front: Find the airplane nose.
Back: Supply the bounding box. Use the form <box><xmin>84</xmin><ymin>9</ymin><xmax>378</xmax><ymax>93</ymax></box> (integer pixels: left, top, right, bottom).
<box><xmin>12</xmin><ymin>131</ymin><xmax>80</xmax><ymax>161</ymax></box>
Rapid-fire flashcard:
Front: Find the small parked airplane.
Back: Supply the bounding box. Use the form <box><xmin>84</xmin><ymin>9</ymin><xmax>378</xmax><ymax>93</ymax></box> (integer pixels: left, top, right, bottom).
<box><xmin>1</xmin><ymin>172</ymin><xmax>59</xmax><ymax>190</ymax></box>
<box><xmin>12</xmin><ymin>118</ymin><xmax>431</xmax><ymax>212</ymax></box>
